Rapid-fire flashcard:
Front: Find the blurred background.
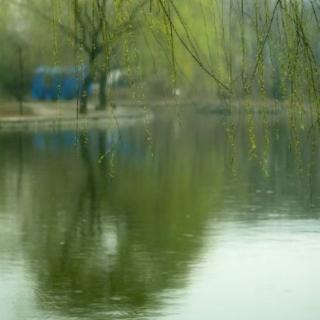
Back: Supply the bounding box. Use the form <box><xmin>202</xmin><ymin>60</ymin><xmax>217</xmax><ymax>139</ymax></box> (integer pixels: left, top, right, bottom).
<box><xmin>1</xmin><ymin>0</ymin><xmax>319</xmax><ymax>116</ymax></box>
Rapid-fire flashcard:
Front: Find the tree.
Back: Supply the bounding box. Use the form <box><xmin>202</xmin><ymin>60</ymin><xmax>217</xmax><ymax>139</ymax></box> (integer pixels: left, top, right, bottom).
<box><xmin>0</xmin><ymin>4</ymin><xmax>31</xmax><ymax>114</ymax></box>
<box><xmin>0</xmin><ymin>44</ymin><xmax>31</xmax><ymax>115</ymax></box>
<box><xmin>13</xmin><ymin>0</ymin><xmax>147</xmax><ymax>114</ymax></box>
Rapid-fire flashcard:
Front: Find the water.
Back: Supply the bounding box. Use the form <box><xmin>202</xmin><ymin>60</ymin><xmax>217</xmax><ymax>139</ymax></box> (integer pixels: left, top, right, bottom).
<box><xmin>1</xmin><ymin>107</ymin><xmax>320</xmax><ymax>320</ymax></box>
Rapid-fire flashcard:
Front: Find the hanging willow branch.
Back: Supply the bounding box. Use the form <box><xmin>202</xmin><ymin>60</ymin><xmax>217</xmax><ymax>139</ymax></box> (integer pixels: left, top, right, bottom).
<box><xmin>157</xmin><ymin>0</ymin><xmax>230</xmax><ymax>92</ymax></box>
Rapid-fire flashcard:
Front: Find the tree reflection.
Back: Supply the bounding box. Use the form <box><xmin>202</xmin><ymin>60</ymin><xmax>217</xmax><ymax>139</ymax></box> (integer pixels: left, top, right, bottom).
<box><xmin>14</xmin><ymin>122</ymin><xmax>225</xmax><ymax>319</ymax></box>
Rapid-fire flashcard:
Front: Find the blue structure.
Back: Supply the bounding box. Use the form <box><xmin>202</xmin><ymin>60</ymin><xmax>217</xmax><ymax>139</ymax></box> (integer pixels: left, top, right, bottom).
<box><xmin>31</xmin><ymin>65</ymin><xmax>92</xmax><ymax>101</ymax></box>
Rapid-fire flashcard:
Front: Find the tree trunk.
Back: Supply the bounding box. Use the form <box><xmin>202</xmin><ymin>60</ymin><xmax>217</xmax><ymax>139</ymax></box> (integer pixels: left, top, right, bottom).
<box><xmin>97</xmin><ymin>70</ymin><xmax>108</xmax><ymax>110</ymax></box>
<box><xmin>18</xmin><ymin>46</ymin><xmax>24</xmax><ymax>116</ymax></box>
<box><xmin>79</xmin><ymin>73</ymin><xmax>92</xmax><ymax>114</ymax></box>
<box><xmin>18</xmin><ymin>99</ymin><xmax>23</xmax><ymax>116</ymax></box>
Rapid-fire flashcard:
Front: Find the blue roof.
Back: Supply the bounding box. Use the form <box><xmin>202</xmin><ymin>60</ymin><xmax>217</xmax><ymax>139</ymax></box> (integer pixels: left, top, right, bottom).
<box><xmin>31</xmin><ymin>65</ymin><xmax>91</xmax><ymax>101</ymax></box>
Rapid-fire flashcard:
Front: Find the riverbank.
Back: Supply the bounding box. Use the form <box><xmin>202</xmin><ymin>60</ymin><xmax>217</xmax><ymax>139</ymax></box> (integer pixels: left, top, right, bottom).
<box><xmin>0</xmin><ymin>97</ymin><xmax>312</xmax><ymax>131</ymax></box>
<box><xmin>0</xmin><ymin>101</ymin><xmax>153</xmax><ymax>131</ymax></box>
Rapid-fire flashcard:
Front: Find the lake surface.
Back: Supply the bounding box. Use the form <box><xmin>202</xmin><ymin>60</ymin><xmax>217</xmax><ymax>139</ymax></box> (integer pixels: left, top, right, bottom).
<box><xmin>1</xmin><ymin>107</ymin><xmax>320</xmax><ymax>320</ymax></box>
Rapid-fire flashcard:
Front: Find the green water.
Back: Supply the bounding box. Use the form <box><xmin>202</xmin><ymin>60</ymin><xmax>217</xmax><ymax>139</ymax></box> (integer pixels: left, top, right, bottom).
<box><xmin>0</xmin><ymin>108</ymin><xmax>320</xmax><ymax>320</ymax></box>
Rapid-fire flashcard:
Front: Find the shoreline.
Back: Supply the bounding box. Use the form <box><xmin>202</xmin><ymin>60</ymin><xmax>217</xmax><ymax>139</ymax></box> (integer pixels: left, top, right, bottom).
<box><xmin>0</xmin><ymin>107</ymin><xmax>153</xmax><ymax>132</ymax></box>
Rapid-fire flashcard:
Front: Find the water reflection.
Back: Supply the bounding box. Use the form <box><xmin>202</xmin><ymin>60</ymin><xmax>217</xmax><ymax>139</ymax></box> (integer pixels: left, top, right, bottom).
<box><xmin>0</xmin><ymin>109</ymin><xmax>320</xmax><ymax>319</ymax></box>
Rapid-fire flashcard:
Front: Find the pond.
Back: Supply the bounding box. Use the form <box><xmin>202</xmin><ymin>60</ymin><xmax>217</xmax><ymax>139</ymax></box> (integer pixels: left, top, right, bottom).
<box><xmin>0</xmin><ymin>107</ymin><xmax>320</xmax><ymax>320</ymax></box>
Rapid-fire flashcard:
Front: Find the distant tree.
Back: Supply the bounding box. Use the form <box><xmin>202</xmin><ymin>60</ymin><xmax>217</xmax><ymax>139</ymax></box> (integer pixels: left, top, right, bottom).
<box><xmin>0</xmin><ymin>7</ymin><xmax>31</xmax><ymax>115</ymax></box>
<box><xmin>0</xmin><ymin>45</ymin><xmax>31</xmax><ymax>115</ymax></box>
